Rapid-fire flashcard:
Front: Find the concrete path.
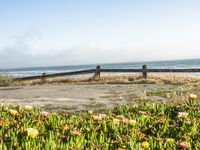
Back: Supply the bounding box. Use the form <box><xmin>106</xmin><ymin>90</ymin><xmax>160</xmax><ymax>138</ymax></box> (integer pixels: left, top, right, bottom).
<box><xmin>0</xmin><ymin>83</ymin><xmax>182</xmax><ymax>113</ymax></box>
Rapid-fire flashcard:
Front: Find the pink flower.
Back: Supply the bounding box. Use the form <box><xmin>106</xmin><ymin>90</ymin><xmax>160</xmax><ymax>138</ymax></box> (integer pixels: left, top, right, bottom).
<box><xmin>71</xmin><ymin>129</ymin><xmax>81</xmax><ymax>135</ymax></box>
<box><xmin>38</xmin><ymin>111</ymin><xmax>51</xmax><ymax>117</ymax></box>
<box><xmin>179</xmin><ymin>141</ymin><xmax>190</xmax><ymax>148</ymax></box>
<box><xmin>93</xmin><ymin>114</ymin><xmax>106</xmax><ymax>120</ymax></box>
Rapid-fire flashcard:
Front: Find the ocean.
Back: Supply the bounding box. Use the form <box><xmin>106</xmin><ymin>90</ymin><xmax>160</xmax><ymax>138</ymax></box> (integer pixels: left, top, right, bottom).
<box><xmin>0</xmin><ymin>59</ymin><xmax>200</xmax><ymax>77</ymax></box>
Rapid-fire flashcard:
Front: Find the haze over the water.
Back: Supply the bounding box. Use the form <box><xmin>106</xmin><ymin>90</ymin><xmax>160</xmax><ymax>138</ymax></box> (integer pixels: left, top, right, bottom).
<box><xmin>0</xmin><ymin>0</ymin><xmax>200</xmax><ymax>69</ymax></box>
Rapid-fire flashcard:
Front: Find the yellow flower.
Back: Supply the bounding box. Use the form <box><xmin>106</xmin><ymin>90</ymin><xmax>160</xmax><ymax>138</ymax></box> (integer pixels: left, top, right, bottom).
<box><xmin>178</xmin><ymin>112</ymin><xmax>188</xmax><ymax>119</ymax></box>
<box><xmin>0</xmin><ymin>103</ymin><xmax>3</xmax><ymax>106</ymax></box>
<box><xmin>166</xmin><ymin>93</ymin><xmax>171</xmax><ymax>98</ymax></box>
<box><xmin>88</xmin><ymin>111</ymin><xmax>93</xmax><ymax>114</ymax></box>
<box><xmin>189</xmin><ymin>94</ymin><xmax>197</xmax><ymax>100</ymax></box>
<box><xmin>166</xmin><ymin>138</ymin><xmax>175</xmax><ymax>144</ymax></box>
<box><xmin>112</xmin><ymin>118</ymin><xmax>120</xmax><ymax>124</ymax></box>
<box><xmin>9</xmin><ymin>109</ymin><xmax>18</xmax><ymax>116</ymax></box>
<box><xmin>129</xmin><ymin>119</ymin><xmax>136</xmax><ymax>126</ymax></box>
<box><xmin>141</xmin><ymin>141</ymin><xmax>149</xmax><ymax>149</ymax></box>
<box><xmin>62</xmin><ymin>125</ymin><xmax>69</xmax><ymax>130</ymax></box>
<box><xmin>27</xmin><ymin>128</ymin><xmax>39</xmax><ymax>138</ymax></box>
<box><xmin>24</xmin><ymin>105</ymin><xmax>33</xmax><ymax>111</ymax></box>
<box><xmin>51</xmin><ymin>112</ymin><xmax>57</xmax><ymax>115</ymax></box>
<box><xmin>132</xmin><ymin>104</ymin><xmax>138</xmax><ymax>108</ymax></box>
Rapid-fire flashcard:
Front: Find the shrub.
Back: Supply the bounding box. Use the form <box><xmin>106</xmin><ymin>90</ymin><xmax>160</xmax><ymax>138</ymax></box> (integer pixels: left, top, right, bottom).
<box><xmin>0</xmin><ymin>75</ymin><xmax>14</xmax><ymax>86</ymax></box>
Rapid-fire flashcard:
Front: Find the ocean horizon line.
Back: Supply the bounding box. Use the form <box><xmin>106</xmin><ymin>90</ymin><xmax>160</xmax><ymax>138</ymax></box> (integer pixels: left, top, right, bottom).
<box><xmin>1</xmin><ymin>57</ymin><xmax>200</xmax><ymax>71</ymax></box>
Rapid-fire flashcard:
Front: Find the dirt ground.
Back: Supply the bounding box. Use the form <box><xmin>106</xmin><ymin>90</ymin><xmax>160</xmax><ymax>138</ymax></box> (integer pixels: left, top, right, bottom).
<box><xmin>0</xmin><ymin>82</ymin><xmax>197</xmax><ymax>113</ymax></box>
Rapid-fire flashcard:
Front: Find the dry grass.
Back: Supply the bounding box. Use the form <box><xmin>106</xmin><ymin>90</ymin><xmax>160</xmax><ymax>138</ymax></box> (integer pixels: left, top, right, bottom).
<box><xmin>16</xmin><ymin>74</ymin><xmax>200</xmax><ymax>86</ymax></box>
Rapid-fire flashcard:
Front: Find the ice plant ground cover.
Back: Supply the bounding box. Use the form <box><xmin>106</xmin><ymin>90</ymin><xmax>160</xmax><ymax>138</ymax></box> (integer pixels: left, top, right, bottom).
<box><xmin>0</xmin><ymin>96</ymin><xmax>199</xmax><ymax>149</ymax></box>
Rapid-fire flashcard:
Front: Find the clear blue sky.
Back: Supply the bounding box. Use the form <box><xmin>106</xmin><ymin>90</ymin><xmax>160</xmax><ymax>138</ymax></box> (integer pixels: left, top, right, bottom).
<box><xmin>0</xmin><ymin>0</ymin><xmax>200</xmax><ymax>68</ymax></box>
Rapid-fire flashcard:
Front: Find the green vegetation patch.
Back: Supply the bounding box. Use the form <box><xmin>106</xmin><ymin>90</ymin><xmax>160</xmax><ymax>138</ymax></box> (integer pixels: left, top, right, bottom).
<box><xmin>0</xmin><ymin>95</ymin><xmax>199</xmax><ymax>149</ymax></box>
<box><xmin>146</xmin><ymin>89</ymin><xmax>189</xmax><ymax>98</ymax></box>
<box><xmin>0</xmin><ymin>75</ymin><xmax>14</xmax><ymax>87</ymax></box>
<box><xmin>146</xmin><ymin>90</ymin><xmax>172</xmax><ymax>98</ymax></box>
